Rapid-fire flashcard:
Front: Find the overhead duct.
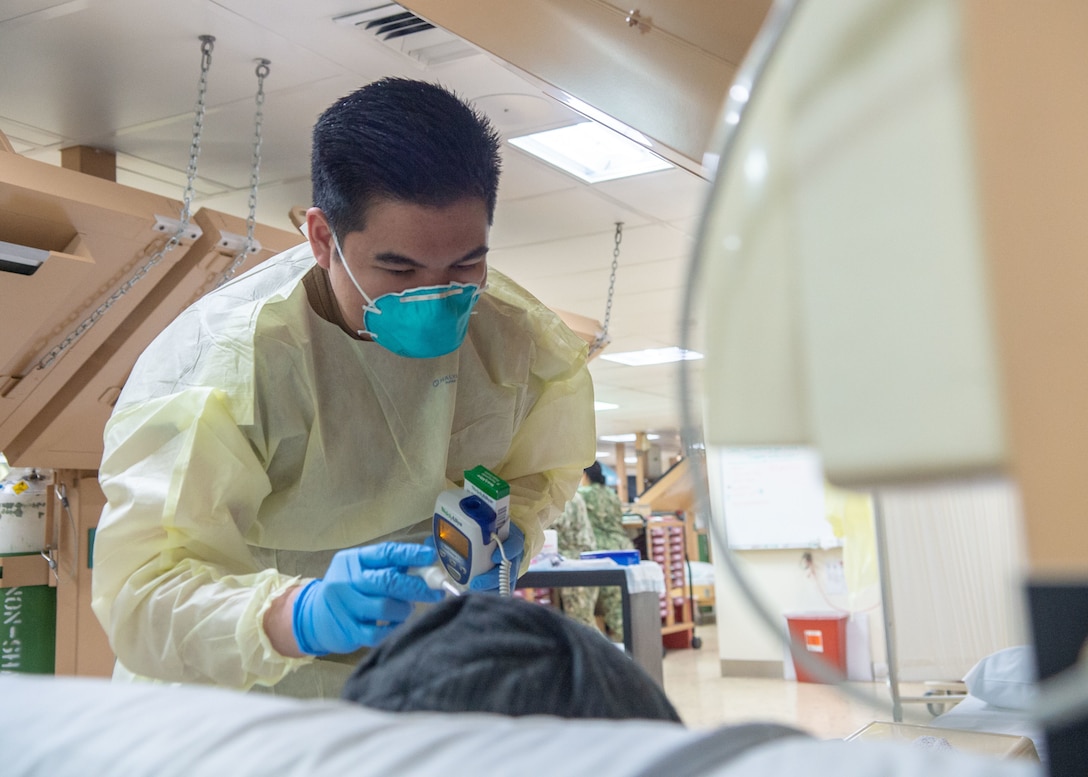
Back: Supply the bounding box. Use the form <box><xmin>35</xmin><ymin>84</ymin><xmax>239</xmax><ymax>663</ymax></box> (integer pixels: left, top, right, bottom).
<box><xmin>399</xmin><ymin>0</ymin><xmax>772</xmax><ymax>177</ymax></box>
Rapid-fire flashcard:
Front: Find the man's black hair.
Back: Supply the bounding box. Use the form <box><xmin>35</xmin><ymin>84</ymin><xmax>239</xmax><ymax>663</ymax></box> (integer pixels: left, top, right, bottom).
<box><xmin>311</xmin><ymin>77</ymin><xmax>502</xmax><ymax>236</ymax></box>
<box><xmin>341</xmin><ymin>594</ymin><xmax>681</xmax><ymax>723</ymax></box>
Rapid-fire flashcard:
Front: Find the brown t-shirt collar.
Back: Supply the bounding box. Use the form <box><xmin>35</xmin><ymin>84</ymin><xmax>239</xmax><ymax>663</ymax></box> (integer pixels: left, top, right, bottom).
<box><xmin>303</xmin><ymin>264</ymin><xmax>361</xmax><ymax>339</ymax></box>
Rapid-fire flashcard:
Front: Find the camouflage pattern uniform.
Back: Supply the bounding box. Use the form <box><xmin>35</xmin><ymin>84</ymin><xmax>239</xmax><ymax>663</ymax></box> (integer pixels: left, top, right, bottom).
<box><xmin>578</xmin><ymin>482</ymin><xmax>635</xmax><ymax>642</ymax></box>
<box><xmin>550</xmin><ymin>490</ymin><xmax>599</xmax><ymax>631</ymax></box>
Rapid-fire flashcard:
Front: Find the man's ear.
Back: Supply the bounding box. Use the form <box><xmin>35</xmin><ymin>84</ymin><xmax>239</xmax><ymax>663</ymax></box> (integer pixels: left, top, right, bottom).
<box><xmin>307</xmin><ymin>208</ymin><xmax>335</xmax><ymax>269</ymax></box>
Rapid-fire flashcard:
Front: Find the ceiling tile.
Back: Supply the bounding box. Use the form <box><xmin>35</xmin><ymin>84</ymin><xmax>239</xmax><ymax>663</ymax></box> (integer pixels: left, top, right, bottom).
<box><xmin>496</xmin><ymin>147</ymin><xmax>580</xmax><ymax>201</ymax></box>
<box><xmin>490</xmin><ymin>222</ymin><xmax>693</xmax><ymax>285</ymax></box>
<box><xmin>489</xmin><ymin>186</ymin><xmax>653</xmax><ymax>249</ymax></box>
<box><xmin>594</xmin><ymin>167</ymin><xmax>713</xmax><ymax>222</ymax></box>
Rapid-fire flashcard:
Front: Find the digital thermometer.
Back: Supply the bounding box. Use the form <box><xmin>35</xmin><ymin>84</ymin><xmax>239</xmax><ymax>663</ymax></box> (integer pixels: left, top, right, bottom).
<box><xmin>432</xmin><ymin>488</ymin><xmax>505</xmax><ymax>590</ymax></box>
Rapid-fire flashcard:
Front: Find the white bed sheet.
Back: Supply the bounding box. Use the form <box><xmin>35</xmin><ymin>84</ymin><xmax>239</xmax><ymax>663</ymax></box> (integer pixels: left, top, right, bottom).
<box><xmin>931</xmin><ymin>695</ymin><xmax>1046</xmax><ymax>762</ymax></box>
<box><xmin>0</xmin><ymin>675</ymin><xmax>1043</xmax><ymax>777</ymax></box>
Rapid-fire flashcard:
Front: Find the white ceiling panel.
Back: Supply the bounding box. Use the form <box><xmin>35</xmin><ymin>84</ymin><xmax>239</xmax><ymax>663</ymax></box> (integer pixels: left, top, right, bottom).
<box><xmin>489</xmin><ymin>187</ymin><xmax>654</xmax><ymax>249</ymax></box>
<box><xmin>592</xmin><ymin>359</ymin><xmax>695</xmax><ymax>393</ymax></box>
<box><xmin>193</xmin><ymin>180</ymin><xmax>309</xmax><ymax>234</ymax></box>
<box><xmin>518</xmin><ymin>270</ymin><xmax>687</xmax><ymax>334</ymax></box>
<box><xmin>604</xmin><ymin>291</ymin><xmax>689</xmax><ymax>341</ymax></box>
<box><xmin>0</xmin><ymin>117</ymin><xmax>64</xmax><ymax>150</ymax></box>
<box><xmin>0</xmin><ymin>1</ymin><xmax>86</xmax><ymax>25</ymax></box>
<box><xmin>489</xmin><ymin>222</ymin><xmax>693</xmax><ymax>284</ymax></box>
<box><xmin>1</xmin><ymin>2</ymin><xmax>306</xmax><ymax>140</ymax></box>
<box><xmin>527</xmin><ymin>256</ymin><xmax>691</xmax><ymax>305</ymax></box>
<box><xmin>594</xmin><ymin>167</ymin><xmax>714</xmax><ymax>223</ymax></box>
<box><xmin>117</xmin><ymin>154</ymin><xmax>231</xmax><ymax>200</ymax></box>
<box><xmin>476</xmin><ymin>93</ymin><xmax>579</xmax><ymax>138</ymax></box>
<box><xmin>670</xmin><ymin>215</ymin><xmax>707</xmax><ymax>240</ymax></box>
<box><xmin>495</xmin><ymin>147</ymin><xmax>580</xmax><ymax>201</ymax></box>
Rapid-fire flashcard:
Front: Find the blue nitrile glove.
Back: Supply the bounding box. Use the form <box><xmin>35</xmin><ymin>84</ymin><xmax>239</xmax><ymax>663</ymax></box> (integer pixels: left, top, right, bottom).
<box><xmin>292</xmin><ymin>542</ymin><xmax>444</xmax><ymax>656</ymax></box>
<box><xmin>469</xmin><ymin>522</ymin><xmax>525</xmax><ymax>594</ymax></box>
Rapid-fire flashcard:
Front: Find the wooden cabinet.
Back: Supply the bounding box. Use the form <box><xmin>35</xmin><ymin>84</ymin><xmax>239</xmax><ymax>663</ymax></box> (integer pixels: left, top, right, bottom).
<box><xmin>645</xmin><ymin>516</ymin><xmax>694</xmax><ymax>647</ymax></box>
<box><xmin>634</xmin><ymin>457</ymin><xmax>708</xmax><ymax>564</ymax></box>
<box><xmin>633</xmin><ymin>457</ymin><xmax>707</xmax><ymax>647</ymax></box>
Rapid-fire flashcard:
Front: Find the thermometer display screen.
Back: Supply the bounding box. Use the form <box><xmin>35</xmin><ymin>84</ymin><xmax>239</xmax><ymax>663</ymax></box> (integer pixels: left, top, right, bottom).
<box><xmin>437</xmin><ymin>517</ymin><xmax>471</xmax><ymax>560</ymax></box>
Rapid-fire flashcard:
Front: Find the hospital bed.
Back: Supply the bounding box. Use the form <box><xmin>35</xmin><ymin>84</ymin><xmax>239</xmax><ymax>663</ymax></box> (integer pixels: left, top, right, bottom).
<box><xmin>0</xmin><ymin>674</ymin><xmax>1041</xmax><ymax>777</ymax></box>
<box><xmin>930</xmin><ymin>647</ymin><xmax>1046</xmax><ymax>763</ymax></box>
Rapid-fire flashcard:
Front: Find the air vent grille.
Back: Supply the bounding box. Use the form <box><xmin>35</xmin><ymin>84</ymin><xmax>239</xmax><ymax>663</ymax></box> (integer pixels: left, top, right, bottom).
<box><xmin>334</xmin><ymin>4</ymin><xmax>478</xmax><ymax>67</ymax></box>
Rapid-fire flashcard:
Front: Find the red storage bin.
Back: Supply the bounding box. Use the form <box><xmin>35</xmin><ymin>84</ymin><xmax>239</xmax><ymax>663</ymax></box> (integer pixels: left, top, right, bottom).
<box><xmin>662</xmin><ymin>628</ymin><xmax>692</xmax><ymax>650</ymax></box>
<box><xmin>785</xmin><ymin>612</ymin><xmax>848</xmax><ymax>683</ymax></box>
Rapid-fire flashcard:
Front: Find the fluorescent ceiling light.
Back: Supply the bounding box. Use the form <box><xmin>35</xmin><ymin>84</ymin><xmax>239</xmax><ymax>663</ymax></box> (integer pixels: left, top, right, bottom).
<box><xmin>600</xmin><ymin>433</ymin><xmax>660</xmax><ymax>443</ymax></box>
<box><xmin>594</xmin><ymin>401</ymin><xmax>619</xmax><ymax>412</ymax></box>
<box><xmin>508</xmin><ymin>122</ymin><xmax>672</xmax><ymax>183</ymax></box>
<box><xmin>599</xmin><ymin>347</ymin><xmax>704</xmax><ymax>367</ymax></box>
<box><xmin>595</xmin><ymin>450</ymin><xmax>612</xmax><ymax>458</ymax></box>
<box><xmin>624</xmin><ymin>456</ymin><xmax>638</xmax><ymax>464</ymax></box>
<box><xmin>0</xmin><ymin>240</ymin><xmax>49</xmax><ymax>276</ymax></box>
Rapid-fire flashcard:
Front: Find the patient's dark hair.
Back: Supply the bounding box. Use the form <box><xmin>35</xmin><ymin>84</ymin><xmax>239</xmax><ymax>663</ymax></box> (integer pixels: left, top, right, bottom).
<box><xmin>341</xmin><ymin>594</ymin><xmax>681</xmax><ymax>723</ymax></box>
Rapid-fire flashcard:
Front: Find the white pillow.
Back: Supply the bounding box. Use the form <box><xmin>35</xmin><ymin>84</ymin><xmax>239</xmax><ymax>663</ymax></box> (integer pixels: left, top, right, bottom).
<box><xmin>963</xmin><ymin>645</ymin><xmax>1038</xmax><ymax>710</ymax></box>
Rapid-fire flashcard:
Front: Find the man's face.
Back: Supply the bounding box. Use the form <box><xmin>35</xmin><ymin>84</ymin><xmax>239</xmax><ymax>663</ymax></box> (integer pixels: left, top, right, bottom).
<box><xmin>310</xmin><ymin>197</ymin><xmax>490</xmax><ymax>336</ymax></box>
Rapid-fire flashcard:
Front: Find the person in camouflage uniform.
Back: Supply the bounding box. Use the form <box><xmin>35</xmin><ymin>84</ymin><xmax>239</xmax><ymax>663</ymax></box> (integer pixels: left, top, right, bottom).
<box><xmin>578</xmin><ymin>461</ymin><xmax>635</xmax><ymax>642</ymax></box>
<box><xmin>551</xmin><ymin>490</ymin><xmax>600</xmax><ymax>631</ymax></box>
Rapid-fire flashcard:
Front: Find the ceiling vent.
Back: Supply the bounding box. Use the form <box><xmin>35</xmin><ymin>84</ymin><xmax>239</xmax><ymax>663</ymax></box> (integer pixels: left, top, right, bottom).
<box><xmin>334</xmin><ymin>3</ymin><xmax>480</xmax><ymax>68</ymax></box>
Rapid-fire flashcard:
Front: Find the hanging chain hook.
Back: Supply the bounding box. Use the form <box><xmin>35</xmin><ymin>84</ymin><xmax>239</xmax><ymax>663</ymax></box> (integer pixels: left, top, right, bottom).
<box><xmin>589</xmin><ymin>222</ymin><xmax>623</xmax><ymax>357</ymax></box>
<box><xmin>180</xmin><ymin>35</ymin><xmax>216</xmax><ymax>225</ymax></box>
<box><xmin>35</xmin><ymin>35</ymin><xmax>216</xmax><ymax>371</ymax></box>
<box><xmin>218</xmin><ymin>57</ymin><xmax>270</xmax><ymax>286</ymax></box>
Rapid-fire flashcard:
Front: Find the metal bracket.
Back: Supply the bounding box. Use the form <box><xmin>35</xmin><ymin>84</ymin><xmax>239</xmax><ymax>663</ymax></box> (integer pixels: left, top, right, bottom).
<box><xmin>153</xmin><ymin>215</ymin><xmax>203</xmax><ymax>244</ymax></box>
<box><xmin>215</xmin><ymin>230</ymin><xmax>262</xmax><ymax>255</ymax></box>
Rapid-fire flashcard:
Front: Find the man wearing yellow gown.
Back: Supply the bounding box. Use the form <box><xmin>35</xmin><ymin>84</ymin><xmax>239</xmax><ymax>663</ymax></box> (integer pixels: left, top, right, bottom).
<box><xmin>91</xmin><ymin>78</ymin><xmax>596</xmax><ymax>698</ymax></box>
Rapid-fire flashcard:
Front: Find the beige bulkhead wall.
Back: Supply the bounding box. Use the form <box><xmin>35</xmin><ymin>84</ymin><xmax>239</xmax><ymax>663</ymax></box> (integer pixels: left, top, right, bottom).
<box><xmin>963</xmin><ymin>1</ymin><xmax>1088</xmax><ymax>575</ymax></box>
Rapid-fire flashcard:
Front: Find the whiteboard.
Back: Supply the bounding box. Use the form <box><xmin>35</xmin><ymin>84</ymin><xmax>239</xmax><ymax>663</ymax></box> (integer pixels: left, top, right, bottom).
<box><xmin>708</xmin><ymin>446</ymin><xmax>839</xmax><ymax>550</ymax></box>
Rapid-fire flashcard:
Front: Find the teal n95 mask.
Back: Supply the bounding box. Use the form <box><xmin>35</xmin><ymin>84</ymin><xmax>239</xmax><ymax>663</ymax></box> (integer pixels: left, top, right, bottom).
<box><xmin>332</xmin><ymin>231</ymin><xmax>485</xmax><ymax>359</ymax></box>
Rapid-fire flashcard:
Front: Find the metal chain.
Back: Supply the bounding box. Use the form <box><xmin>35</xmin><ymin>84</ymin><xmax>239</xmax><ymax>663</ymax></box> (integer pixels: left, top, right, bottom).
<box><xmin>589</xmin><ymin>222</ymin><xmax>623</xmax><ymax>356</ymax></box>
<box><xmin>179</xmin><ymin>35</ymin><xmax>215</xmax><ymax>225</ymax></box>
<box><xmin>218</xmin><ymin>58</ymin><xmax>270</xmax><ymax>287</ymax></box>
<box><xmin>36</xmin><ymin>35</ymin><xmax>216</xmax><ymax>371</ymax></box>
